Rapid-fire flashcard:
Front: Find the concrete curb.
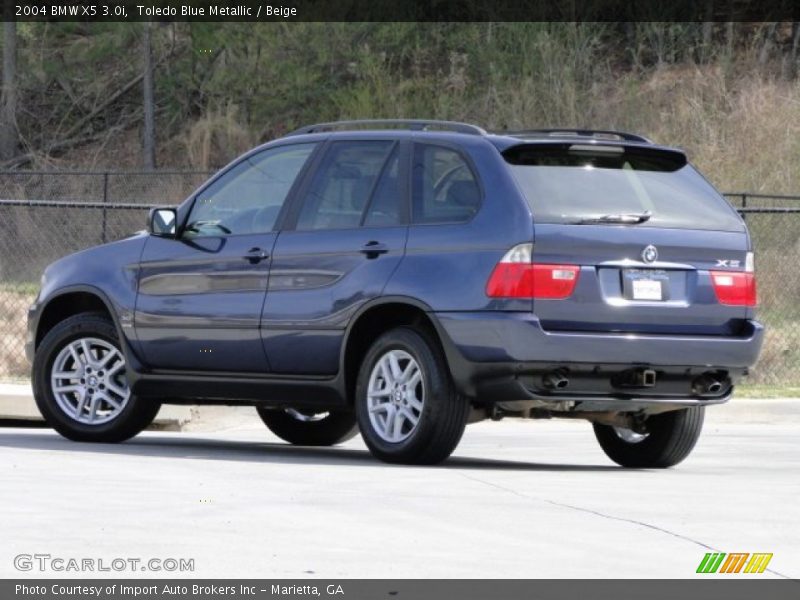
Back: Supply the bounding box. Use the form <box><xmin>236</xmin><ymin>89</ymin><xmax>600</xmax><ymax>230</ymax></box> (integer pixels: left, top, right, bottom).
<box><xmin>0</xmin><ymin>383</ymin><xmax>195</xmax><ymax>431</ymax></box>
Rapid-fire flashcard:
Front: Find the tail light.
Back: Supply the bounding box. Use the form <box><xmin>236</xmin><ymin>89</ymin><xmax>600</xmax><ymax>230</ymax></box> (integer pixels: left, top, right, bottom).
<box><xmin>710</xmin><ymin>252</ymin><xmax>757</xmax><ymax>306</ymax></box>
<box><xmin>486</xmin><ymin>243</ymin><xmax>580</xmax><ymax>299</ymax></box>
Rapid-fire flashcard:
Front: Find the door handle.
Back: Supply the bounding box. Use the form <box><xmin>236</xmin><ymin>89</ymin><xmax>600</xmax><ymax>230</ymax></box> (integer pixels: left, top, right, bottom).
<box><xmin>244</xmin><ymin>247</ymin><xmax>269</xmax><ymax>264</ymax></box>
<box><xmin>360</xmin><ymin>241</ymin><xmax>389</xmax><ymax>258</ymax></box>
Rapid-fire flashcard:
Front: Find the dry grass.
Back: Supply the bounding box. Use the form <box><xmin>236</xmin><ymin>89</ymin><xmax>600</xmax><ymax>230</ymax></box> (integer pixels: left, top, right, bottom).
<box><xmin>607</xmin><ymin>66</ymin><xmax>800</xmax><ymax>193</ymax></box>
<box><xmin>176</xmin><ymin>103</ymin><xmax>258</xmax><ymax>170</ymax></box>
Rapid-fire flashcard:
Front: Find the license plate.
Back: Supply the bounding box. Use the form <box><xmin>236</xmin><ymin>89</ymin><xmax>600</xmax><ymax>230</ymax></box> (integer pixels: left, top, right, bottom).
<box><xmin>632</xmin><ymin>279</ymin><xmax>663</xmax><ymax>300</ymax></box>
<box><xmin>622</xmin><ymin>269</ymin><xmax>670</xmax><ymax>301</ymax></box>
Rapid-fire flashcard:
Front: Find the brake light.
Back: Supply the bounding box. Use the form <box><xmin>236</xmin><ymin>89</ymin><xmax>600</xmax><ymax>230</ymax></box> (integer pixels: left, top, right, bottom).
<box><xmin>486</xmin><ymin>244</ymin><xmax>580</xmax><ymax>299</ymax></box>
<box><xmin>710</xmin><ymin>271</ymin><xmax>757</xmax><ymax>306</ymax></box>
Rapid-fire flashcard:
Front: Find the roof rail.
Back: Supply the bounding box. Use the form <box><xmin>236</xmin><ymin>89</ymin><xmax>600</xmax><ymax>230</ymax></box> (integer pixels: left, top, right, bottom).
<box><xmin>502</xmin><ymin>128</ymin><xmax>653</xmax><ymax>144</ymax></box>
<box><xmin>288</xmin><ymin>119</ymin><xmax>487</xmax><ymax>137</ymax></box>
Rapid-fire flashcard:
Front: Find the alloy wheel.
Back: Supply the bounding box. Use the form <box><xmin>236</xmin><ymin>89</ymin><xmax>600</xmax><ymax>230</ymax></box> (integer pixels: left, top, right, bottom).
<box><xmin>366</xmin><ymin>349</ymin><xmax>424</xmax><ymax>443</ymax></box>
<box><xmin>50</xmin><ymin>337</ymin><xmax>130</xmax><ymax>425</ymax></box>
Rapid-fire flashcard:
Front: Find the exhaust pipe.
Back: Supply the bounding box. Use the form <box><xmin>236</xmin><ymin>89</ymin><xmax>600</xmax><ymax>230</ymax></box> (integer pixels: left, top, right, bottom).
<box><xmin>543</xmin><ymin>370</ymin><xmax>569</xmax><ymax>390</ymax></box>
<box><xmin>693</xmin><ymin>373</ymin><xmax>725</xmax><ymax>396</ymax></box>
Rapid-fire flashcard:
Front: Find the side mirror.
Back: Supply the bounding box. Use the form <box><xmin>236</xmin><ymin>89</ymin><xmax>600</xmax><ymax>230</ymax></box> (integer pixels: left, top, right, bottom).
<box><xmin>148</xmin><ymin>207</ymin><xmax>177</xmax><ymax>238</ymax></box>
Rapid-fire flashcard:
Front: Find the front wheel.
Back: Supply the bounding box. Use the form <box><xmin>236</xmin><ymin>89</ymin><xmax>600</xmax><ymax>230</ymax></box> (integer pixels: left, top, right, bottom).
<box><xmin>593</xmin><ymin>407</ymin><xmax>705</xmax><ymax>468</ymax></box>
<box><xmin>32</xmin><ymin>312</ymin><xmax>161</xmax><ymax>443</ymax></box>
<box><xmin>256</xmin><ymin>407</ymin><xmax>358</xmax><ymax>446</ymax></box>
<box><xmin>355</xmin><ymin>327</ymin><xmax>469</xmax><ymax>465</ymax></box>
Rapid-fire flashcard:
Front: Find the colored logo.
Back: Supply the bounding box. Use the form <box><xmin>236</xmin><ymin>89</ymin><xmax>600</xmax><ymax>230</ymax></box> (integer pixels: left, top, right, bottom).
<box><xmin>696</xmin><ymin>552</ymin><xmax>773</xmax><ymax>574</ymax></box>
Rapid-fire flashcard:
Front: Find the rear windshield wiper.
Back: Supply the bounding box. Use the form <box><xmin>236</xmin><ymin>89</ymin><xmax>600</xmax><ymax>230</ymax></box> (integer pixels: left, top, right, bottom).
<box><xmin>570</xmin><ymin>211</ymin><xmax>652</xmax><ymax>225</ymax></box>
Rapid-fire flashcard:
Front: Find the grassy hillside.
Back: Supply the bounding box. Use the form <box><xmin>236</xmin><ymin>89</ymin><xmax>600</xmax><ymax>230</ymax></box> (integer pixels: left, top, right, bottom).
<box><xmin>3</xmin><ymin>22</ymin><xmax>799</xmax><ymax>193</ymax></box>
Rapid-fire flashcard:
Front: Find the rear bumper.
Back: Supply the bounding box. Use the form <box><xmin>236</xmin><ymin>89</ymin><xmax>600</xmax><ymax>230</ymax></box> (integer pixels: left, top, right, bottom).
<box><xmin>435</xmin><ymin>312</ymin><xmax>763</xmax><ymax>366</ymax></box>
<box><xmin>433</xmin><ymin>311</ymin><xmax>764</xmax><ymax>405</ymax></box>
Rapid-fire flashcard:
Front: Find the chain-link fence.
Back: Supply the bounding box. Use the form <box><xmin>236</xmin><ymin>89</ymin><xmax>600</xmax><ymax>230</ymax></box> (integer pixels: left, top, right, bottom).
<box><xmin>0</xmin><ymin>171</ymin><xmax>212</xmax><ymax>379</ymax></box>
<box><xmin>0</xmin><ymin>173</ymin><xmax>798</xmax><ymax>388</ymax></box>
<box><xmin>724</xmin><ymin>194</ymin><xmax>800</xmax><ymax>386</ymax></box>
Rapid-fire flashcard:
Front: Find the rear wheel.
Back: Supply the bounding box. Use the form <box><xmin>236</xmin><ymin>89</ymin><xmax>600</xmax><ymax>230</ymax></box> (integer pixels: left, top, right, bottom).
<box><xmin>256</xmin><ymin>408</ymin><xmax>358</xmax><ymax>446</ymax></box>
<box><xmin>355</xmin><ymin>327</ymin><xmax>469</xmax><ymax>465</ymax></box>
<box><xmin>593</xmin><ymin>407</ymin><xmax>705</xmax><ymax>468</ymax></box>
<box><xmin>32</xmin><ymin>312</ymin><xmax>161</xmax><ymax>443</ymax></box>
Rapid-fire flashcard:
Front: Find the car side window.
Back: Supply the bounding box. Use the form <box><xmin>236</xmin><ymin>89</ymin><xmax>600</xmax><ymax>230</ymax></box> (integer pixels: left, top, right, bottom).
<box><xmin>412</xmin><ymin>143</ymin><xmax>481</xmax><ymax>224</ymax></box>
<box><xmin>184</xmin><ymin>143</ymin><xmax>316</xmax><ymax>238</ymax></box>
<box><xmin>296</xmin><ymin>140</ymin><xmax>394</xmax><ymax>231</ymax></box>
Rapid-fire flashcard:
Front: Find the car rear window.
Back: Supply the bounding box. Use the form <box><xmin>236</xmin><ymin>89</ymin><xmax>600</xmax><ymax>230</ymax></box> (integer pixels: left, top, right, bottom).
<box><xmin>504</xmin><ymin>144</ymin><xmax>744</xmax><ymax>232</ymax></box>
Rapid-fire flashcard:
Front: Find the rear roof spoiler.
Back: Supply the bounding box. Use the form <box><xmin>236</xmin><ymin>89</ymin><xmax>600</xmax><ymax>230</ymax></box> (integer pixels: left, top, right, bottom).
<box><xmin>502</xmin><ymin>142</ymin><xmax>687</xmax><ymax>170</ymax></box>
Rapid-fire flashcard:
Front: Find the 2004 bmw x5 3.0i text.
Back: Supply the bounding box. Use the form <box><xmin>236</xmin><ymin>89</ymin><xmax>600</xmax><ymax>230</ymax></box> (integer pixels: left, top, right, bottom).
<box><xmin>27</xmin><ymin>120</ymin><xmax>764</xmax><ymax>467</ymax></box>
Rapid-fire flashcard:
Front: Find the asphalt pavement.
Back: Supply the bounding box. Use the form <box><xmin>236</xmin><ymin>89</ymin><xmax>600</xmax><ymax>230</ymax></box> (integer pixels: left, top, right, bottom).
<box><xmin>0</xmin><ymin>404</ymin><xmax>797</xmax><ymax>579</ymax></box>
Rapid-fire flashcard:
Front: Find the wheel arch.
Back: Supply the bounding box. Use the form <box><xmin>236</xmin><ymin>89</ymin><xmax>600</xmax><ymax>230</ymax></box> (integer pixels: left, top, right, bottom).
<box><xmin>36</xmin><ymin>285</ymin><xmax>126</xmax><ymax>350</ymax></box>
<box><xmin>340</xmin><ymin>296</ymin><xmax>452</xmax><ymax>406</ymax></box>
<box><xmin>34</xmin><ymin>284</ymin><xmax>148</xmax><ymax>384</ymax></box>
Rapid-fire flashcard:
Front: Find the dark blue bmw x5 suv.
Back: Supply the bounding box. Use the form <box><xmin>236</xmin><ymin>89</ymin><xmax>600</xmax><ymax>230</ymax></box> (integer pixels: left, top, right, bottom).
<box><xmin>27</xmin><ymin>120</ymin><xmax>764</xmax><ymax>467</ymax></box>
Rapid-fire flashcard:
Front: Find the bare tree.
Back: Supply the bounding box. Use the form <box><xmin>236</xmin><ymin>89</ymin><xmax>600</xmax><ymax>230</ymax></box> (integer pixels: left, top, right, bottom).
<box><xmin>700</xmin><ymin>0</ymin><xmax>714</xmax><ymax>64</ymax></box>
<box><xmin>142</xmin><ymin>21</ymin><xmax>156</xmax><ymax>169</ymax></box>
<box><xmin>758</xmin><ymin>22</ymin><xmax>778</xmax><ymax>68</ymax></box>
<box><xmin>789</xmin><ymin>22</ymin><xmax>800</xmax><ymax>80</ymax></box>
<box><xmin>0</xmin><ymin>21</ymin><xmax>18</xmax><ymax>161</ymax></box>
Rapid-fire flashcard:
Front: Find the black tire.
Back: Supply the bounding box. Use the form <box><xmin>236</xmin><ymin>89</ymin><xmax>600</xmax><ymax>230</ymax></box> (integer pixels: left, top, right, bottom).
<box><xmin>32</xmin><ymin>311</ymin><xmax>161</xmax><ymax>443</ymax></box>
<box><xmin>256</xmin><ymin>407</ymin><xmax>358</xmax><ymax>446</ymax></box>
<box><xmin>355</xmin><ymin>327</ymin><xmax>469</xmax><ymax>465</ymax></box>
<box><xmin>593</xmin><ymin>407</ymin><xmax>705</xmax><ymax>468</ymax></box>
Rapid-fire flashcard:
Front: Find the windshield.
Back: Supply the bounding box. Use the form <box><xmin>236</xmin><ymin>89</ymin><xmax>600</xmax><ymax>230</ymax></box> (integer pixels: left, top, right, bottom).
<box><xmin>505</xmin><ymin>145</ymin><xmax>744</xmax><ymax>232</ymax></box>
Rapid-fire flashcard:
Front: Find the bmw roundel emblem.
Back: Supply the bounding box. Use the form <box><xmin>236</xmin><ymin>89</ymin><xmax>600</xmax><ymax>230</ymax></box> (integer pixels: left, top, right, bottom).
<box><xmin>642</xmin><ymin>245</ymin><xmax>658</xmax><ymax>263</ymax></box>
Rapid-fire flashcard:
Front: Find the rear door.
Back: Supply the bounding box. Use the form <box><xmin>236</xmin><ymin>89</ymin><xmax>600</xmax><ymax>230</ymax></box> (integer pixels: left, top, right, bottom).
<box><xmin>261</xmin><ymin>139</ymin><xmax>409</xmax><ymax>374</ymax></box>
<box><xmin>504</xmin><ymin>143</ymin><xmax>751</xmax><ymax>335</ymax></box>
<box><xmin>135</xmin><ymin>142</ymin><xmax>317</xmax><ymax>372</ymax></box>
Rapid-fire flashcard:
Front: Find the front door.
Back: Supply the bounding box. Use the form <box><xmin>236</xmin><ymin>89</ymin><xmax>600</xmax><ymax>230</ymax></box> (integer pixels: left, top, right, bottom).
<box><xmin>134</xmin><ymin>142</ymin><xmax>318</xmax><ymax>373</ymax></box>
